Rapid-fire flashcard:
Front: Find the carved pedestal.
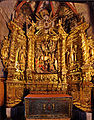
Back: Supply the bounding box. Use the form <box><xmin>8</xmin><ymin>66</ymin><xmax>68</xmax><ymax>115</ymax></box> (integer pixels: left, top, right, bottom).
<box><xmin>6</xmin><ymin>81</ymin><xmax>24</xmax><ymax>107</ymax></box>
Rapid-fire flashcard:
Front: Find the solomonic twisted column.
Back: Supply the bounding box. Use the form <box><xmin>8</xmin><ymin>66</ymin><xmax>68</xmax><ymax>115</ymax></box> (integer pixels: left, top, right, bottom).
<box><xmin>80</xmin><ymin>31</ymin><xmax>89</xmax><ymax>64</ymax></box>
<box><xmin>58</xmin><ymin>19</ymin><xmax>68</xmax><ymax>89</ymax></box>
<box><xmin>27</xmin><ymin>23</ymin><xmax>35</xmax><ymax>82</ymax></box>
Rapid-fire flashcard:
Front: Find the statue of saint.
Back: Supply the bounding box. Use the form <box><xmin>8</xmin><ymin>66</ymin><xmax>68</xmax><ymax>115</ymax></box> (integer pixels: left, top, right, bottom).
<box><xmin>15</xmin><ymin>46</ymin><xmax>26</xmax><ymax>72</ymax></box>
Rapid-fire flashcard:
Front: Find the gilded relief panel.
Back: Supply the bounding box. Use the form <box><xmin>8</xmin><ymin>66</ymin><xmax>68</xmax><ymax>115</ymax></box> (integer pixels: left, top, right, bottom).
<box><xmin>34</xmin><ymin>40</ymin><xmax>58</xmax><ymax>73</ymax></box>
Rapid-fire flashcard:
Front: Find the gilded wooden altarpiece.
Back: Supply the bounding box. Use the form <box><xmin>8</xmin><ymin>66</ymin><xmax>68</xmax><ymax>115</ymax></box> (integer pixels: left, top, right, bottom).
<box><xmin>0</xmin><ymin>1</ymin><xmax>94</xmax><ymax>112</ymax></box>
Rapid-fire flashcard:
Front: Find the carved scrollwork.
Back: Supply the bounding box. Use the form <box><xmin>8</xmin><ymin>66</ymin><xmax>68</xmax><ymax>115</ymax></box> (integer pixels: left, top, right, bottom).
<box><xmin>1</xmin><ymin>36</ymin><xmax>10</xmax><ymax>68</ymax></box>
<box><xmin>1</xmin><ymin>4</ymin><xmax>93</xmax><ymax>111</ymax></box>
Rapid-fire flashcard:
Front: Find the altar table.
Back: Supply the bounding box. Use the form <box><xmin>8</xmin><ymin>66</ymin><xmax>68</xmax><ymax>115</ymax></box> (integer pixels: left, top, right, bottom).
<box><xmin>24</xmin><ymin>94</ymin><xmax>72</xmax><ymax>119</ymax></box>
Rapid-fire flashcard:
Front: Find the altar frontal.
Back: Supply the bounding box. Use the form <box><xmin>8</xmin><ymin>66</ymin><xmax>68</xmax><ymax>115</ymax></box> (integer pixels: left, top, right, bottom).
<box><xmin>25</xmin><ymin>94</ymin><xmax>72</xmax><ymax>119</ymax></box>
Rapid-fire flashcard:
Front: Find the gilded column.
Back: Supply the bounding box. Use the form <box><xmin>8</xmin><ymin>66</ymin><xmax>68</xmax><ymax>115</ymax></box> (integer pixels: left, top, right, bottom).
<box><xmin>9</xmin><ymin>30</ymin><xmax>17</xmax><ymax>67</ymax></box>
<box><xmin>69</xmin><ymin>42</ymin><xmax>74</xmax><ymax>65</ymax></box>
<box><xmin>62</xmin><ymin>36</ymin><xmax>66</xmax><ymax>70</ymax></box>
<box><xmin>61</xmin><ymin>35</ymin><xmax>67</xmax><ymax>85</ymax></box>
<box><xmin>80</xmin><ymin>30</ymin><xmax>90</xmax><ymax>83</ymax></box>
<box><xmin>74</xmin><ymin>45</ymin><xmax>77</xmax><ymax>62</ymax></box>
<box><xmin>27</xmin><ymin>28</ymin><xmax>33</xmax><ymax>70</ymax></box>
<box><xmin>27</xmin><ymin>22</ymin><xmax>35</xmax><ymax>82</ymax></box>
<box><xmin>57</xmin><ymin>40</ymin><xmax>61</xmax><ymax>73</ymax></box>
<box><xmin>78</xmin><ymin>23</ymin><xmax>91</xmax><ymax>83</ymax></box>
<box><xmin>7</xmin><ymin>23</ymin><xmax>18</xmax><ymax>80</ymax></box>
<box><xmin>80</xmin><ymin>30</ymin><xmax>89</xmax><ymax>64</ymax></box>
<box><xmin>58</xmin><ymin>19</ymin><xmax>68</xmax><ymax>90</ymax></box>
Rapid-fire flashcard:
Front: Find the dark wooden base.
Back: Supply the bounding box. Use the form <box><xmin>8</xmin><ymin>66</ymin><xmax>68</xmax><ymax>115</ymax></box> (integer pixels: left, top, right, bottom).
<box><xmin>25</xmin><ymin>94</ymin><xmax>72</xmax><ymax>119</ymax></box>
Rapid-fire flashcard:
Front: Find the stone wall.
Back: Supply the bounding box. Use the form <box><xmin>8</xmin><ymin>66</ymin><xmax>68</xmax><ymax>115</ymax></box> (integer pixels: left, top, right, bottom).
<box><xmin>75</xmin><ymin>3</ymin><xmax>94</xmax><ymax>38</ymax></box>
<box><xmin>0</xmin><ymin>0</ymin><xmax>17</xmax><ymax>78</ymax></box>
<box><xmin>0</xmin><ymin>0</ymin><xmax>17</xmax><ymax>43</ymax></box>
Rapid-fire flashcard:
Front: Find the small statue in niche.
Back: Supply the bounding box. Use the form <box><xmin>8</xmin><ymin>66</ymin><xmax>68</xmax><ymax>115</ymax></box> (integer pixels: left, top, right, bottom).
<box><xmin>15</xmin><ymin>45</ymin><xmax>26</xmax><ymax>72</ymax></box>
<box><xmin>18</xmin><ymin>46</ymin><xmax>26</xmax><ymax>64</ymax></box>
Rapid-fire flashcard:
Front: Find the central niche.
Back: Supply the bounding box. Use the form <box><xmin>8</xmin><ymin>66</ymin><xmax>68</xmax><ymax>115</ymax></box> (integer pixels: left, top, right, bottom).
<box><xmin>34</xmin><ymin>39</ymin><xmax>58</xmax><ymax>73</ymax></box>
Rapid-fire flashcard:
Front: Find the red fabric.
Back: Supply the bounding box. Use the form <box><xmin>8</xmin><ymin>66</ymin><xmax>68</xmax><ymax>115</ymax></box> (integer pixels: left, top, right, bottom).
<box><xmin>36</xmin><ymin>1</ymin><xmax>43</xmax><ymax>13</ymax></box>
<box><xmin>50</xmin><ymin>2</ymin><xmax>55</xmax><ymax>16</ymax></box>
<box><xmin>65</xmin><ymin>2</ymin><xmax>78</xmax><ymax>15</ymax></box>
<box><xmin>16</xmin><ymin>1</ymin><xmax>26</xmax><ymax>12</ymax></box>
<box><xmin>25</xmin><ymin>94</ymin><xmax>72</xmax><ymax>98</ymax></box>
